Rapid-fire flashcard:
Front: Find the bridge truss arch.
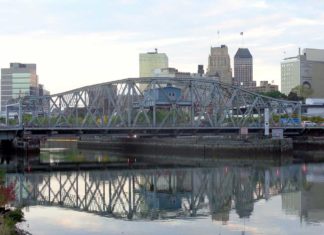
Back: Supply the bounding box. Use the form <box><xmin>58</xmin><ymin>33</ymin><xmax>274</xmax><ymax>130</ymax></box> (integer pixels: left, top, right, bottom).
<box><xmin>9</xmin><ymin>77</ymin><xmax>301</xmax><ymax>130</ymax></box>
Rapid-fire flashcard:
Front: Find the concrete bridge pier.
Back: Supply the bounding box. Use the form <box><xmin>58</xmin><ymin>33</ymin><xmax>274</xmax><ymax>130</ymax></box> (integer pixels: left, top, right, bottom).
<box><xmin>12</xmin><ymin>137</ymin><xmax>41</xmax><ymax>153</ymax></box>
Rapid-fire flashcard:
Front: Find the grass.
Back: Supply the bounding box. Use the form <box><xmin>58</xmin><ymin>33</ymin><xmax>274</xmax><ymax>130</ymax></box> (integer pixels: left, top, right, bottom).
<box><xmin>0</xmin><ymin>208</ymin><xmax>25</xmax><ymax>235</ymax></box>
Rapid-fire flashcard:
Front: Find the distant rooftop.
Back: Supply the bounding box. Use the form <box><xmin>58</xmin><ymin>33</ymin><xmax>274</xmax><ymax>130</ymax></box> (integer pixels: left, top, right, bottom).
<box><xmin>234</xmin><ymin>48</ymin><xmax>252</xmax><ymax>59</ymax></box>
<box><xmin>211</xmin><ymin>44</ymin><xmax>228</xmax><ymax>49</ymax></box>
<box><xmin>282</xmin><ymin>48</ymin><xmax>324</xmax><ymax>62</ymax></box>
<box><xmin>9</xmin><ymin>62</ymin><xmax>36</xmax><ymax>69</ymax></box>
<box><xmin>147</xmin><ymin>48</ymin><xmax>159</xmax><ymax>54</ymax></box>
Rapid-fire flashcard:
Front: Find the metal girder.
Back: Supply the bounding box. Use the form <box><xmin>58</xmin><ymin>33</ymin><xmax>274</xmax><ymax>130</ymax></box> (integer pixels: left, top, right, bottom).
<box><xmin>9</xmin><ymin>77</ymin><xmax>301</xmax><ymax>129</ymax></box>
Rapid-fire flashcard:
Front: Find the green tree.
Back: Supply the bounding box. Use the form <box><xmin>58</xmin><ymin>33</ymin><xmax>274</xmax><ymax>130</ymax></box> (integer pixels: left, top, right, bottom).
<box><xmin>287</xmin><ymin>91</ymin><xmax>302</xmax><ymax>101</ymax></box>
<box><xmin>259</xmin><ymin>91</ymin><xmax>287</xmax><ymax>99</ymax></box>
<box><xmin>291</xmin><ymin>85</ymin><xmax>313</xmax><ymax>100</ymax></box>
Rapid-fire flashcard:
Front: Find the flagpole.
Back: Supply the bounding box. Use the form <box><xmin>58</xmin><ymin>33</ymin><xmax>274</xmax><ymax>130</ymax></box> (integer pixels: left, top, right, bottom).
<box><xmin>240</xmin><ymin>32</ymin><xmax>244</xmax><ymax>47</ymax></box>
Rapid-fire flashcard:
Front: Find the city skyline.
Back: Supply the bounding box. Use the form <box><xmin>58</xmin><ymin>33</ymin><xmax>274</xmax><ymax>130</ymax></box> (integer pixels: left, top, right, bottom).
<box><xmin>0</xmin><ymin>0</ymin><xmax>324</xmax><ymax>94</ymax></box>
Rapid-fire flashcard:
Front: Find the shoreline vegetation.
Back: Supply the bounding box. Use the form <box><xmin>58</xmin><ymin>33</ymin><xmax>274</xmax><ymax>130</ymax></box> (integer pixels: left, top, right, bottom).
<box><xmin>0</xmin><ymin>170</ymin><xmax>27</xmax><ymax>235</ymax></box>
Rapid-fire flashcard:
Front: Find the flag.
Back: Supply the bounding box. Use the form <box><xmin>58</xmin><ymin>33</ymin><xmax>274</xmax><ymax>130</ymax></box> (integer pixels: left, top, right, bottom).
<box><xmin>240</xmin><ymin>32</ymin><xmax>243</xmax><ymax>35</ymax></box>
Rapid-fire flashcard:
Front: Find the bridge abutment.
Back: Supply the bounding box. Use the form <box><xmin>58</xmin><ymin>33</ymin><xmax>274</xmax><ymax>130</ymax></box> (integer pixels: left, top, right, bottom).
<box><xmin>13</xmin><ymin>137</ymin><xmax>40</xmax><ymax>153</ymax></box>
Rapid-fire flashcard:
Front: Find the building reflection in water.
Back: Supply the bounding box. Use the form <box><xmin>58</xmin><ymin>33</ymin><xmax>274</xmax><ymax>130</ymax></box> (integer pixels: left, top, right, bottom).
<box><xmin>5</xmin><ymin>162</ymin><xmax>324</xmax><ymax>224</ymax></box>
<box><xmin>282</xmin><ymin>164</ymin><xmax>324</xmax><ymax>223</ymax></box>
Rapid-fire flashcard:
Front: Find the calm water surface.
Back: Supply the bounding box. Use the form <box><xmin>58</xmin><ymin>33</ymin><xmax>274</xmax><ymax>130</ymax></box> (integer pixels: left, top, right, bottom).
<box><xmin>2</xmin><ymin>140</ymin><xmax>324</xmax><ymax>235</ymax></box>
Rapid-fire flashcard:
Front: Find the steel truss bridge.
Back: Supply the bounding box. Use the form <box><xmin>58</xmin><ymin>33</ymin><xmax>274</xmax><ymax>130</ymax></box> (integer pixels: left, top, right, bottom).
<box><xmin>7</xmin><ymin>77</ymin><xmax>301</xmax><ymax>135</ymax></box>
<box><xmin>7</xmin><ymin>165</ymin><xmax>303</xmax><ymax>220</ymax></box>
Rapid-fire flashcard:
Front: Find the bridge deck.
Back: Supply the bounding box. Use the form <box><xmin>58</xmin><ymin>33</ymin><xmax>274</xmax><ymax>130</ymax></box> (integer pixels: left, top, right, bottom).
<box><xmin>1</xmin><ymin>126</ymin><xmax>323</xmax><ymax>140</ymax></box>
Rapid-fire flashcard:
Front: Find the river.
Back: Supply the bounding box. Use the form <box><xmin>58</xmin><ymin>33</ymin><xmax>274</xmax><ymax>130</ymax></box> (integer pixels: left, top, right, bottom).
<box><xmin>2</xmin><ymin>140</ymin><xmax>324</xmax><ymax>235</ymax></box>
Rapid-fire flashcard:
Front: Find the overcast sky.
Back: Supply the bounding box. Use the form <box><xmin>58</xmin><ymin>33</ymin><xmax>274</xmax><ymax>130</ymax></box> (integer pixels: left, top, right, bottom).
<box><xmin>0</xmin><ymin>0</ymin><xmax>324</xmax><ymax>94</ymax></box>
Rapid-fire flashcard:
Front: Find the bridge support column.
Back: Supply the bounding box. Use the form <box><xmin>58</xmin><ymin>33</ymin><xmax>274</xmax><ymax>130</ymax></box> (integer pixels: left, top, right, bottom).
<box><xmin>13</xmin><ymin>137</ymin><xmax>40</xmax><ymax>153</ymax></box>
<box><xmin>153</xmin><ymin>105</ymin><xmax>156</xmax><ymax>127</ymax></box>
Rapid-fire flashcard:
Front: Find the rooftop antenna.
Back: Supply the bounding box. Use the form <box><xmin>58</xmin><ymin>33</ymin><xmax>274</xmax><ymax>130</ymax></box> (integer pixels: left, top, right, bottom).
<box><xmin>282</xmin><ymin>51</ymin><xmax>287</xmax><ymax>60</ymax></box>
<box><xmin>217</xmin><ymin>30</ymin><xmax>220</xmax><ymax>45</ymax></box>
<box><xmin>240</xmin><ymin>32</ymin><xmax>244</xmax><ymax>47</ymax></box>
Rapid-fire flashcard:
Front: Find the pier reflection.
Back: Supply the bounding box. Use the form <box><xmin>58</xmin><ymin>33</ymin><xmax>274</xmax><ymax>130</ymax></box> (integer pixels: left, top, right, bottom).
<box><xmin>6</xmin><ymin>163</ymin><xmax>324</xmax><ymax>223</ymax></box>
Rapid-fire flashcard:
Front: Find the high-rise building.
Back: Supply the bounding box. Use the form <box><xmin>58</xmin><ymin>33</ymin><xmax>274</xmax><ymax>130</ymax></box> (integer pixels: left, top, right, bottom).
<box><xmin>1</xmin><ymin>63</ymin><xmax>38</xmax><ymax>112</ymax></box>
<box><xmin>139</xmin><ymin>49</ymin><xmax>168</xmax><ymax>78</ymax></box>
<box><xmin>233</xmin><ymin>48</ymin><xmax>255</xmax><ymax>88</ymax></box>
<box><xmin>139</xmin><ymin>49</ymin><xmax>168</xmax><ymax>91</ymax></box>
<box><xmin>281</xmin><ymin>48</ymin><xmax>324</xmax><ymax>98</ymax></box>
<box><xmin>197</xmin><ymin>65</ymin><xmax>204</xmax><ymax>76</ymax></box>
<box><xmin>207</xmin><ymin>45</ymin><xmax>233</xmax><ymax>84</ymax></box>
<box><xmin>38</xmin><ymin>84</ymin><xmax>50</xmax><ymax>96</ymax></box>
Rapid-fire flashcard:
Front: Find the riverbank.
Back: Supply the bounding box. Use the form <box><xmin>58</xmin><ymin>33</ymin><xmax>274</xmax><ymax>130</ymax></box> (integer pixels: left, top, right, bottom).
<box><xmin>293</xmin><ymin>136</ymin><xmax>324</xmax><ymax>162</ymax></box>
<box><xmin>78</xmin><ymin>135</ymin><xmax>293</xmax><ymax>161</ymax></box>
<box><xmin>0</xmin><ymin>168</ymin><xmax>26</xmax><ymax>235</ymax></box>
<box><xmin>0</xmin><ymin>209</ymin><xmax>27</xmax><ymax>235</ymax></box>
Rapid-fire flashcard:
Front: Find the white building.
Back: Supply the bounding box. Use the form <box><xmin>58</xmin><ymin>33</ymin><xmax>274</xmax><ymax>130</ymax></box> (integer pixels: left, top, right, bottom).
<box><xmin>139</xmin><ymin>49</ymin><xmax>168</xmax><ymax>78</ymax></box>
<box><xmin>139</xmin><ymin>49</ymin><xmax>168</xmax><ymax>91</ymax></box>
<box><xmin>281</xmin><ymin>48</ymin><xmax>324</xmax><ymax>98</ymax></box>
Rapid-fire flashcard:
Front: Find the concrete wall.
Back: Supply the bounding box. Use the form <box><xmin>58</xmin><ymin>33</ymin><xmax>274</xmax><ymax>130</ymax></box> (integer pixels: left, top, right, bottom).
<box><xmin>78</xmin><ymin>137</ymin><xmax>293</xmax><ymax>161</ymax></box>
<box><xmin>310</xmin><ymin>62</ymin><xmax>324</xmax><ymax>98</ymax></box>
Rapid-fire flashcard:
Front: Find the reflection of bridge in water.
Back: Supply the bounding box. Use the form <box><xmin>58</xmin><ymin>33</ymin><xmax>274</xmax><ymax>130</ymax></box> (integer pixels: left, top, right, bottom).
<box><xmin>7</xmin><ymin>165</ymin><xmax>304</xmax><ymax>221</ymax></box>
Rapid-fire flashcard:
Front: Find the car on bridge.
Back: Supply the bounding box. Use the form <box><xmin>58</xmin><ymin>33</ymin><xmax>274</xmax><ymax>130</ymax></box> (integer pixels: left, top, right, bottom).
<box><xmin>301</xmin><ymin>121</ymin><xmax>317</xmax><ymax>127</ymax></box>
